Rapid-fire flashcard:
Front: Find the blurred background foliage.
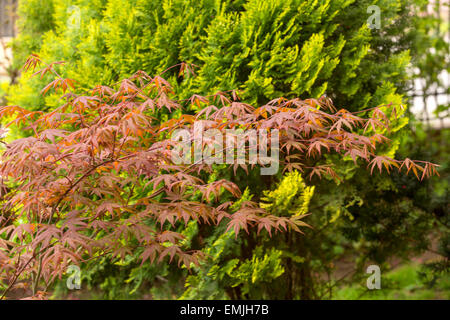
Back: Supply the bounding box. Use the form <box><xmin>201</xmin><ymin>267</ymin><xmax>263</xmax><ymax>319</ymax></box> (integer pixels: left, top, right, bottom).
<box><xmin>0</xmin><ymin>0</ymin><xmax>448</xmax><ymax>299</ymax></box>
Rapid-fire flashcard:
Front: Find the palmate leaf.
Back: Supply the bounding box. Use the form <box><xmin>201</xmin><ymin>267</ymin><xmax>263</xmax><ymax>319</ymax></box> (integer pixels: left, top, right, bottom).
<box><xmin>41</xmin><ymin>78</ymin><xmax>76</xmax><ymax>95</ymax></box>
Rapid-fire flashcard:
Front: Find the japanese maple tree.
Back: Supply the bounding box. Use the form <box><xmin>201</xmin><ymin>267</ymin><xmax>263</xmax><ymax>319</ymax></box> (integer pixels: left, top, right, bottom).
<box><xmin>0</xmin><ymin>55</ymin><xmax>439</xmax><ymax>299</ymax></box>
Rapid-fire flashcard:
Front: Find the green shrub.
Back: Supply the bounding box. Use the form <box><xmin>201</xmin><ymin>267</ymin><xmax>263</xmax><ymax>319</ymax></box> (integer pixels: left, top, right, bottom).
<box><xmin>7</xmin><ymin>0</ymin><xmax>448</xmax><ymax>299</ymax></box>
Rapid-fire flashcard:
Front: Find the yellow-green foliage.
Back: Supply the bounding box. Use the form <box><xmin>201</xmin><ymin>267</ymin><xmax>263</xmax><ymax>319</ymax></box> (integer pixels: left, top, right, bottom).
<box><xmin>9</xmin><ymin>0</ymin><xmax>414</xmax><ymax>113</ymax></box>
<box><xmin>260</xmin><ymin>171</ymin><xmax>315</xmax><ymax>217</ymax></box>
<box><xmin>181</xmin><ymin>172</ymin><xmax>314</xmax><ymax>299</ymax></box>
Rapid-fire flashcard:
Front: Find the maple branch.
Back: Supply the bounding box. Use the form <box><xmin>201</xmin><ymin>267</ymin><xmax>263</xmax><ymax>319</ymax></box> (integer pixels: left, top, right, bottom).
<box><xmin>0</xmin><ymin>242</ymin><xmax>52</xmax><ymax>300</ymax></box>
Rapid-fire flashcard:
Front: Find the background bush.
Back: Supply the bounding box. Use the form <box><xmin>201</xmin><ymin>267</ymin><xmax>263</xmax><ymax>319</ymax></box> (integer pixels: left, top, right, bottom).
<box><xmin>5</xmin><ymin>0</ymin><xmax>449</xmax><ymax>299</ymax></box>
